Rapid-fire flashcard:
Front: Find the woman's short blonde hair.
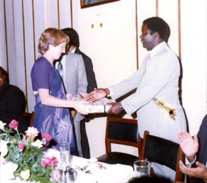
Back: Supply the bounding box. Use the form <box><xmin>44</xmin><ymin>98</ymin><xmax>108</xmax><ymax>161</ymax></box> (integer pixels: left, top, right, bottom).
<box><xmin>38</xmin><ymin>28</ymin><xmax>69</xmax><ymax>54</ymax></box>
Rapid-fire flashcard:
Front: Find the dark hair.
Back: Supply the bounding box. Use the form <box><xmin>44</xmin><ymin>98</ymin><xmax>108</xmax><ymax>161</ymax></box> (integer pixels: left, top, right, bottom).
<box><xmin>128</xmin><ymin>175</ymin><xmax>171</xmax><ymax>183</ymax></box>
<box><xmin>143</xmin><ymin>17</ymin><xmax>171</xmax><ymax>42</ymax></box>
<box><xmin>61</xmin><ymin>28</ymin><xmax>80</xmax><ymax>47</ymax></box>
<box><xmin>38</xmin><ymin>28</ymin><xmax>69</xmax><ymax>54</ymax></box>
<box><xmin>0</xmin><ymin>66</ymin><xmax>9</xmax><ymax>83</ymax></box>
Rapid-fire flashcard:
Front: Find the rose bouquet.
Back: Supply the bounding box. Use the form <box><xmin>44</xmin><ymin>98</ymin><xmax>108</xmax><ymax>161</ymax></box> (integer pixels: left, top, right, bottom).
<box><xmin>0</xmin><ymin>120</ymin><xmax>58</xmax><ymax>183</ymax></box>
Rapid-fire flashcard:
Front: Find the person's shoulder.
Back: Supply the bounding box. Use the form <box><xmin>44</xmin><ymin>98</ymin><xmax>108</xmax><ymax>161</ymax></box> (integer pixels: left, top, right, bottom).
<box><xmin>82</xmin><ymin>52</ymin><xmax>91</xmax><ymax>61</ymax></box>
<box><xmin>76</xmin><ymin>48</ymin><xmax>91</xmax><ymax>61</ymax></box>
<box><xmin>67</xmin><ymin>52</ymin><xmax>82</xmax><ymax>59</ymax></box>
<box><xmin>65</xmin><ymin>53</ymin><xmax>84</xmax><ymax>66</ymax></box>
<box><xmin>158</xmin><ymin>43</ymin><xmax>179</xmax><ymax>63</ymax></box>
<box><xmin>201</xmin><ymin>114</ymin><xmax>207</xmax><ymax>125</ymax></box>
<box><xmin>32</xmin><ymin>56</ymin><xmax>52</xmax><ymax>73</ymax></box>
<box><xmin>35</xmin><ymin>56</ymin><xmax>50</xmax><ymax>66</ymax></box>
<box><xmin>198</xmin><ymin>114</ymin><xmax>207</xmax><ymax>136</ymax></box>
<box><xmin>163</xmin><ymin>43</ymin><xmax>177</xmax><ymax>57</ymax></box>
<box><xmin>6</xmin><ymin>84</ymin><xmax>24</xmax><ymax>96</ymax></box>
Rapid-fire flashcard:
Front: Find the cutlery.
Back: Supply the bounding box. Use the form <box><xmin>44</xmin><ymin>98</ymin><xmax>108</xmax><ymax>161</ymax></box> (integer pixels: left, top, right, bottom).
<box><xmin>75</xmin><ymin>165</ymin><xmax>92</xmax><ymax>174</ymax></box>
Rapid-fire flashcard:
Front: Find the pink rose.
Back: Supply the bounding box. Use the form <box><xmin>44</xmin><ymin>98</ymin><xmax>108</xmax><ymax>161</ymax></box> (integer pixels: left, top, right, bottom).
<box><xmin>42</xmin><ymin>134</ymin><xmax>52</xmax><ymax>142</ymax></box>
<box><xmin>50</xmin><ymin>170</ymin><xmax>60</xmax><ymax>181</ymax></box>
<box><xmin>18</xmin><ymin>142</ymin><xmax>25</xmax><ymax>151</ymax></box>
<box><xmin>9</xmin><ymin>120</ymin><xmax>19</xmax><ymax>129</ymax></box>
<box><xmin>41</xmin><ymin>157</ymin><xmax>52</xmax><ymax>167</ymax></box>
<box><xmin>25</xmin><ymin>127</ymin><xmax>39</xmax><ymax>139</ymax></box>
<box><xmin>51</xmin><ymin>157</ymin><xmax>58</xmax><ymax>167</ymax></box>
<box><xmin>41</xmin><ymin>160</ymin><xmax>47</xmax><ymax>168</ymax></box>
<box><xmin>45</xmin><ymin>157</ymin><xmax>52</xmax><ymax>166</ymax></box>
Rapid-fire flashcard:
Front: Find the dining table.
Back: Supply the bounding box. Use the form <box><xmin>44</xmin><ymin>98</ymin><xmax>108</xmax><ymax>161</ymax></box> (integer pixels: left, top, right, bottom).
<box><xmin>1</xmin><ymin>148</ymin><xmax>135</xmax><ymax>183</ymax></box>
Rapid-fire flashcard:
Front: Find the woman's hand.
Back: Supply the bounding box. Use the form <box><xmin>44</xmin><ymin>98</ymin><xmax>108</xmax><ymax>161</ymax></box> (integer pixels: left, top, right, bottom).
<box><xmin>73</xmin><ymin>100</ymin><xmax>88</xmax><ymax>115</ymax></box>
<box><xmin>179</xmin><ymin>160</ymin><xmax>207</xmax><ymax>180</ymax></box>
<box><xmin>85</xmin><ymin>88</ymin><xmax>109</xmax><ymax>103</ymax></box>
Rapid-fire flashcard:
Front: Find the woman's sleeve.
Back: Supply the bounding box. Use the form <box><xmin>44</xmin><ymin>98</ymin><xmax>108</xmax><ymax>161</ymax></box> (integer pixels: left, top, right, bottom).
<box><xmin>32</xmin><ymin>60</ymin><xmax>50</xmax><ymax>90</ymax></box>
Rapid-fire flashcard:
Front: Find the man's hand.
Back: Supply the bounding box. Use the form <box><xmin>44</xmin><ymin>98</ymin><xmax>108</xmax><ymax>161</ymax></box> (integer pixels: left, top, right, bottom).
<box><xmin>66</xmin><ymin>93</ymin><xmax>73</xmax><ymax>100</ymax></box>
<box><xmin>107</xmin><ymin>102</ymin><xmax>122</xmax><ymax>115</ymax></box>
<box><xmin>179</xmin><ymin>160</ymin><xmax>207</xmax><ymax>180</ymax></box>
<box><xmin>85</xmin><ymin>88</ymin><xmax>109</xmax><ymax>102</ymax></box>
<box><xmin>177</xmin><ymin>131</ymin><xmax>199</xmax><ymax>162</ymax></box>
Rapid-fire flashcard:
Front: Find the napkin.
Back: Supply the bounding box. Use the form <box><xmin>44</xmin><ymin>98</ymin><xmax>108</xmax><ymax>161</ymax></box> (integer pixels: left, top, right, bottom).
<box><xmin>73</xmin><ymin>162</ymin><xmax>133</xmax><ymax>183</ymax></box>
<box><xmin>95</xmin><ymin>163</ymin><xmax>133</xmax><ymax>183</ymax></box>
<box><xmin>0</xmin><ymin>160</ymin><xmax>18</xmax><ymax>182</ymax></box>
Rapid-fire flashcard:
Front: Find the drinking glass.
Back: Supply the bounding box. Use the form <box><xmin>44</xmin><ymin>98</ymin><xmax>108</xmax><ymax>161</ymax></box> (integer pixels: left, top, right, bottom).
<box><xmin>133</xmin><ymin>160</ymin><xmax>151</xmax><ymax>177</ymax></box>
<box><xmin>59</xmin><ymin>142</ymin><xmax>70</xmax><ymax>170</ymax></box>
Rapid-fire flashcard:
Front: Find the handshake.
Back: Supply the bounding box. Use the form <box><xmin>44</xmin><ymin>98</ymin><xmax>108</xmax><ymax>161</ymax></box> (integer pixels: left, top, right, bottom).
<box><xmin>67</xmin><ymin>90</ymin><xmax>114</xmax><ymax>114</ymax></box>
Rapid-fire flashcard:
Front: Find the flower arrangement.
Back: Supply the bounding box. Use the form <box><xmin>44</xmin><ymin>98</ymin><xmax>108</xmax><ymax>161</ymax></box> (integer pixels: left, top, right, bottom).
<box><xmin>0</xmin><ymin>120</ymin><xmax>58</xmax><ymax>183</ymax></box>
<box><xmin>153</xmin><ymin>98</ymin><xmax>176</xmax><ymax>120</ymax></box>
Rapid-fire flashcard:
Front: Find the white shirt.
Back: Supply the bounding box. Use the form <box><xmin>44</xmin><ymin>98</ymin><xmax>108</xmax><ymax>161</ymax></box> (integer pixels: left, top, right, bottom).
<box><xmin>185</xmin><ymin>155</ymin><xmax>207</xmax><ymax>167</ymax></box>
<box><xmin>70</xmin><ymin>47</ymin><xmax>76</xmax><ymax>53</ymax></box>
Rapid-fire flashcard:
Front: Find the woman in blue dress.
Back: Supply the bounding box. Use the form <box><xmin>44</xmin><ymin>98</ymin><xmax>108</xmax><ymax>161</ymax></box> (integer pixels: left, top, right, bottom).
<box><xmin>31</xmin><ymin>28</ymin><xmax>88</xmax><ymax>154</ymax></box>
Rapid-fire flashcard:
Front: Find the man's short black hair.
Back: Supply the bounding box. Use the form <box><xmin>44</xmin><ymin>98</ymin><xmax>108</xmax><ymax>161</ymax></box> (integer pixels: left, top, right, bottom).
<box><xmin>143</xmin><ymin>17</ymin><xmax>171</xmax><ymax>42</ymax></box>
<box><xmin>61</xmin><ymin>28</ymin><xmax>80</xmax><ymax>47</ymax></box>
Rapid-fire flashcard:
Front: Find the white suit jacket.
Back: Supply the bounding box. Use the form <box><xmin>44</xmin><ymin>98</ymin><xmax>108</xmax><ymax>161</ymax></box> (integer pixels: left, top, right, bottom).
<box><xmin>111</xmin><ymin>42</ymin><xmax>187</xmax><ymax>142</ymax></box>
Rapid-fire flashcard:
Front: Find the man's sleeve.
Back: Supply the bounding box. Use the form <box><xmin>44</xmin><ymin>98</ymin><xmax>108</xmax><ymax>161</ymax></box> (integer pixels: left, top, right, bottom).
<box><xmin>77</xmin><ymin>55</ymin><xmax>88</xmax><ymax>94</ymax></box>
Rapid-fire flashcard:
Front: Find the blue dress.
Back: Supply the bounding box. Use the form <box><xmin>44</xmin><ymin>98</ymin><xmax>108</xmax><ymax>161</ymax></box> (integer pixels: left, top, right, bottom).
<box><xmin>31</xmin><ymin>57</ymin><xmax>76</xmax><ymax>154</ymax></box>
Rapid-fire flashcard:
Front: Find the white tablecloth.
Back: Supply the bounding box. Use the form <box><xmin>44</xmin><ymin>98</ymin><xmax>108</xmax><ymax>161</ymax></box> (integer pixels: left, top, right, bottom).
<box><xmin>1</xmin><ymin>148</ymin><xmax>134</xmax><ymax>183</ymax></box>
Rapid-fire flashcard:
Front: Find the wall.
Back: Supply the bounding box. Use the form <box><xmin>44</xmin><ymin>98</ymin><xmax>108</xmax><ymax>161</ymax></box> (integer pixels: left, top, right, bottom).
<box><xmin>73</xmin><ymin>0</ymin><xmax>138</xmax><ymax>157</ymax></box>
<box><xmin>73</xmin><ymin>0</ymin><xmax>207</xmax><ymax>158</ymax></box>
<box><xmin>0</xmin><ymin>0</ymin><xmax>72</xmax><ymax>112</ymax></box>
<box><xmin>181</xmin><ymin>0</ymin><xmax>207</xmax><ymax>135</ymax></box>
<box><xmin>0</xmin><ymin>0</ymin><xmax>207</xmax><ymax>158</ymax></box>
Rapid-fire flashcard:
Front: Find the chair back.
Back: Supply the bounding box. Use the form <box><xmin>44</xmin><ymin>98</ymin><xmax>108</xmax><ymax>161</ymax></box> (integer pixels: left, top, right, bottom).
<box><xmin>23</xmin><ymin>112</ymin><xmax>35</xmax><ymax>127</ymax></box>
<box><xmin>140</xmin><ymin>131</ymin><xmax>184</xmax><ymax>181</ymax></box>
<box><xmin>30</xmin><ymin>112</ymin><xmax>35</xmax><ymax>127</ymax></box>
<box><xmin>105</xmin><ymin>116</ymin><xmax>142</xmax><ymax>157</ymax></box>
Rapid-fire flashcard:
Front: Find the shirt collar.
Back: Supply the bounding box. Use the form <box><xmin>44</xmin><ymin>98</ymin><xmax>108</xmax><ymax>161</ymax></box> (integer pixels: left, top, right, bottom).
<box><xmin>70</xmin><ymin>47</ymin><xmax>76</xmax><ymax>53</ymax></box>
<box><xmin>150</xmin><ymin>42</ymin><xmax>166</xmax><ymax>59</ymax></box>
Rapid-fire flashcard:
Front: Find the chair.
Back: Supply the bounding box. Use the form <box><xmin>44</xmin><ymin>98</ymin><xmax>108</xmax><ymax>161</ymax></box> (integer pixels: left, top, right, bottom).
<box><xmin>23</xmin><ymin>112</ymin><xmax>35</xmax><ymax>127</ymax></box>
<box><xmin>139</xmin><ymin>131</ymin><xmax>184</xmax><ymax>181</ymax></box>
<box><xmin>97</xmin><ymin>116</ymin><xmax>142</xmax><ymax>167</ymax></box>
<box><xmin>30</xmin><ymin>112</ymin><xmax>35</xmax><ymax>127</ymax></box>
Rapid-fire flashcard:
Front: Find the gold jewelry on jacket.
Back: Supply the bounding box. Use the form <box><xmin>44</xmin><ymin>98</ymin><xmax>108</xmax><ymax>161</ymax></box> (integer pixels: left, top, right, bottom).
<box><xmin>153</xmin><ymin>98</ymin><xmax>176</xmax><ymax>120</ymax></box>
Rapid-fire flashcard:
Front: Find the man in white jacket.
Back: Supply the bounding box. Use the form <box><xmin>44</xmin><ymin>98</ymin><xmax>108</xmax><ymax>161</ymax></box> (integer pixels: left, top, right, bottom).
<box><xmin>86</xmin><ymin>17</ymin><xmax>187</xmax><ymax>180</ymax></box>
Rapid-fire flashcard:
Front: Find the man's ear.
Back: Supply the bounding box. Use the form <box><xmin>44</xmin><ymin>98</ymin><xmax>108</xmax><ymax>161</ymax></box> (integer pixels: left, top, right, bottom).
<box><xmin>153</xmin><ymin>32</ymin><xmax>159</xmax><ymax>38</ymax></box>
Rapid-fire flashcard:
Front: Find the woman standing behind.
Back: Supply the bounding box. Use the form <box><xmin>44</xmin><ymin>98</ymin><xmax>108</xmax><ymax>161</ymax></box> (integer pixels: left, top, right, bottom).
<box><xmin>31</xmin><ymin>28</ymin><xmax>87</xmax><ymax>154</ymax></box>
